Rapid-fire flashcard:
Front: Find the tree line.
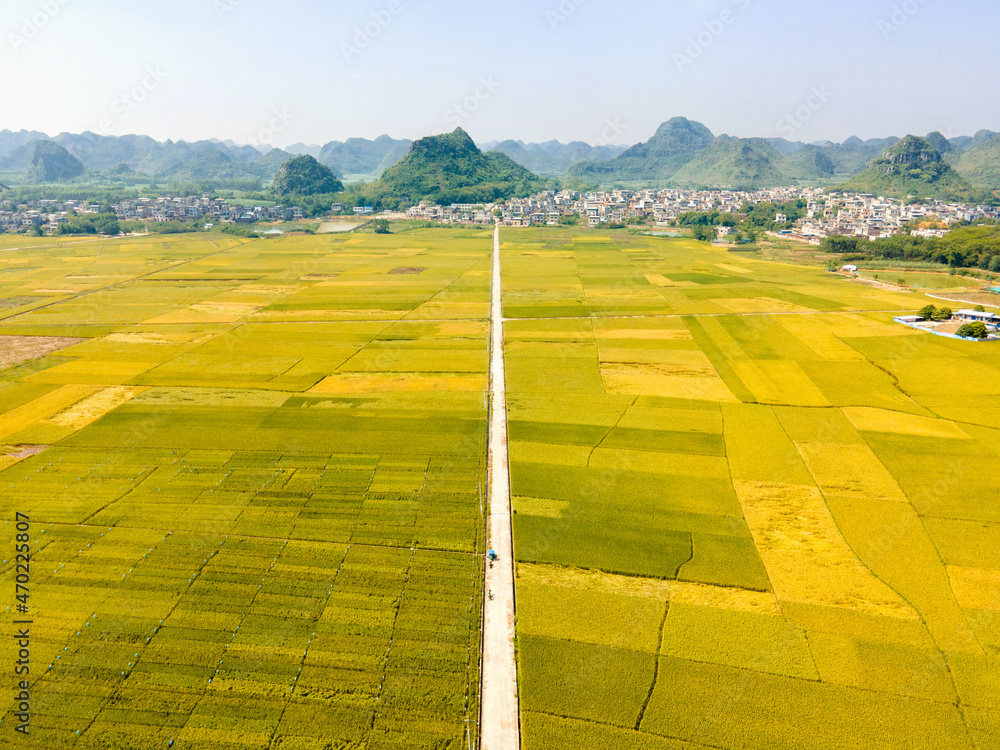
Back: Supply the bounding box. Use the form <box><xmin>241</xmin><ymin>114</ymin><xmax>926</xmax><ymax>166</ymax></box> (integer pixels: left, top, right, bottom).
<box><xmin>821</xmin><ymin>222</ymin><xmax>1000</xmax><ymax>271</ymax></box>
<box><xmin>678</xmin><ymin>199</ymin><xmax>808</xmax><ymax>242</ymax></box>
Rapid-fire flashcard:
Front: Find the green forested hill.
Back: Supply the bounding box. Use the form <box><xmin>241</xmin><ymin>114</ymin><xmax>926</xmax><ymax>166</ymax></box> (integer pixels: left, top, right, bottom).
<box><xmin>567</xmin><ymin>118</ymin><xmax>873</xmax><ymax>187</ymax></box>
<box><xmin>368</xmin><ymin>128</ymin><xmax>547</xmax><ymax>204</ymax></box>
<box><xmin>955</xmin><ymin>133</ymin><xmax>1000</xmax><ymax>190</ymax></box>
<box><xmin>568</xmin><ymin>117</ymin><xmax>715</xmax><ymax>182</ymax></box>
<box><xmin>272</xmin><ymin>155</ymin><xmax>344</xmax><ymax>196</ymax></box>
<box><xmin>836</xmin><ymin>136</ymin><xmax>987</xmax><ymax>202</ymax></box>
<box><xmin>781</xmin><ymin>144</ymin><xmax>836</xmax><ymax>180</ymax></box>
<box><xmin>669</xmin><ymin>138</ymin><xmax>788</xmax><ymax>189</ymax></box>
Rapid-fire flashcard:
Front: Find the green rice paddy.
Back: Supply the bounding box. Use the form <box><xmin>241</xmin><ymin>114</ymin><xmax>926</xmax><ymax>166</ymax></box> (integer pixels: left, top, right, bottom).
<box><xmin>859</xmin><ymin>271</ymin><xmax>976</xmax><ymax>289</ymax></box>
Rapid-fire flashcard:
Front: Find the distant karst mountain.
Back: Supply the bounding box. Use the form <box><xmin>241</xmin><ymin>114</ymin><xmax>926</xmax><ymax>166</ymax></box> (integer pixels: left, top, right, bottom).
<box><xmin>479</xmin><ymin>139</ymin><xmax>628</xmax><ymax>177</ymax></box>
<box><xmin>818</xmin><ymin>136</ymin><xmax>902</xmax><ymax>176</ymax></box>
<box><xmin>566</xmin><ymin>118</ymin><xmax>845</xmax><ymax>189</ymax></box>
<box><xmin>669</xmin><ymin>137</ymin><xmax>788</xmax><ymax>189</ymax></box>
<box><xmin>836</xmin><ymin>135</ymin><xmax>987</xmax><ymax>202</ymax></box>
<box><xmin>157</xmin><ymin>148</ymin><xmax>302</xmax><ymax>182</ymax></box>
<box><xmin>955</xmin><ymin>133</ymin><xmax>1000</xmax><ymax>190</ymax></box>
<box><xmin>369</xmin><ymin>128</ymin><xmax>547</xmax><ymax>205</ymax></box>
<box><xmin>57</xmin><ymin>132</ymin><xmax>260</xmax><ymax>174</ymax></box>
<box><xmin>560</xmin><ymin>117</ymin><xmax>1000</xmax><ymax>194</ymax></box>
<box><xmin>949</xmin><ymin>129</ymin><xmax>999</xmax><ymax>154</ymax></box>
<box><xmin>569</xmin><ymin>117</ymin><xmax>716</xmax><ymax>182</ymax></box>
<box><xmin>0</xmin><ymin>129</ymin><xmax>48</xmax><ymax>158</ymax></box>
<box><xmin>924</xmin><ymin>131</ymin><xmax>955</xmax><ymax>156</ymax></box>
<box><xmin>762</xmin><ymin>135</ymin><xmax>902</xmax><ymax>178</ymax></box>
<box><xmin>29</xmin><ymin>140</ymin><xmax>84</xmax><ymax>182</ymax></box>
<box><xmin>284</xmin><ymin>142</ymin><xmax>323</xmax><ymax>159</ymax></box>
<box><xmin>781</xmin><ymin>144</ymin><xmax>837</xmax><ymax>180</ymax></box>
<box><xmin>318</xmin><ymin>135</ymin><xmax>412</xmax><ymax>178</ymax></box>
<box><xmin>0</xmin><ymin>131</ymin><xmax>299</xmax><ymax>184</ymax></box>
<box><xmin>564</xmin><ymin>118</ymin><xmax>889</xmax><ymax>188</ymax></box>
<box><xmin>1</xmin><ymin>121</ymin><xmax>999</xmax><ymax>197</ymax></box>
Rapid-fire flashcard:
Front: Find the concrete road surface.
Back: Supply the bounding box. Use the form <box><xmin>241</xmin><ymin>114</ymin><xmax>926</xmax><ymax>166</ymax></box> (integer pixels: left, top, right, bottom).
<box><xmin>480</xmin><ymin>224</ymin><xmax>520</xmax><ymax>750</ymax></box>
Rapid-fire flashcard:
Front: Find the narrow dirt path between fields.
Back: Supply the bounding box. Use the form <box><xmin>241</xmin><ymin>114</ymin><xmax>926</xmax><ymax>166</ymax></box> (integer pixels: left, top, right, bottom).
<box><xmin>481</xmin><ymin>223</ymin><xmax>520</xmax><ymax>750</ymax></box>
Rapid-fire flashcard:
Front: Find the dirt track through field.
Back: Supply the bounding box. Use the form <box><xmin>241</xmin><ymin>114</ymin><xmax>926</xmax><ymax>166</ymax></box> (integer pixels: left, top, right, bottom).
<box><xmin>481</xmin><ymin>224</ymin><xmax>520</xmax><ymax>750</ymax></box>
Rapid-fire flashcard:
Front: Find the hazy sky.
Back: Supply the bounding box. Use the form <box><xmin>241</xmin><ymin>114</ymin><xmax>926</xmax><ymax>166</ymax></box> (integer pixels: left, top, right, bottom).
<box><xmin>4</xmin><ymin>0</ymin><xmax>998</xmax><ymax>148</ymax></box>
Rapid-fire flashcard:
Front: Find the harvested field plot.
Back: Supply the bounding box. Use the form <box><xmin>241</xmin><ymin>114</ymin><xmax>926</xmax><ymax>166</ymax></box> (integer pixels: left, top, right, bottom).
<box><xmin>0</xmin><ymin>335</ymin><xmax>85</xmax><ymax>368</ymax></box>
<box><xmin>0</xmin><ymin>230</ymin><xmax>489</xmax><ymax>748</ymax></box>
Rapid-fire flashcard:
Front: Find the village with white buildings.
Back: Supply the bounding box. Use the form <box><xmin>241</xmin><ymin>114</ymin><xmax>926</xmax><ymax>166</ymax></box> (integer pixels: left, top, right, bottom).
<box><xmin>407</xmin><ymin>186</ymin><xmax>999</xmax><ymax>241</ymax></box>
<box><xmin>2</xmin><ymin>186</ymin><xmax>997</xmax><ymax>240</ymax></box>
<box><xmin>0</xmin><ymin>194</ymin><xmax>306</xmax><ymax>234</ymax></box>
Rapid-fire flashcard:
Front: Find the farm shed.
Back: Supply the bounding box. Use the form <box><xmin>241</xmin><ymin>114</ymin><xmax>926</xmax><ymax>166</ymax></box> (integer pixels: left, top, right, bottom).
<box><xmin>957</xmin><ymin>309</ymin><xmax>1000</xmax><ymax>324</ymax></box>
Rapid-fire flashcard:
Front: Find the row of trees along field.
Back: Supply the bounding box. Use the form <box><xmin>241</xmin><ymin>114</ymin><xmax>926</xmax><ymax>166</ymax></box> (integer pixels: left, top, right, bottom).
<box><xmin>677</xmin><ymin>200</ymin><xmax>809</xmax><ymax>231</ymax></box>
<box><xmin>54</xmin><ymin>212</ymin><xmax>120</xmax><ymax>235</ymax></box>
<box><xmin>821</xmin><ymin>222</ymin><xmax>1000</xmax><ymax>270</ymax></box>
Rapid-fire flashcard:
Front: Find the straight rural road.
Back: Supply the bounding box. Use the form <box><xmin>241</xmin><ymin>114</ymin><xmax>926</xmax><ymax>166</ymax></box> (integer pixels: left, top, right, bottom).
<box><xmin>481</xmin><ymin>224</ymin><xmax>520</xmax><ymax>750</ymax></box>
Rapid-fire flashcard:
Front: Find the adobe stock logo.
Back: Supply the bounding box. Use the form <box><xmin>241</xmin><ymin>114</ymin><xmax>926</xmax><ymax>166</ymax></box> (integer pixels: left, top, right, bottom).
<box><xmin>879</xmin><ymin>0</ymin><xmax>930</xmax><ymax>39</ymax></box>
<box><xmin>444</xmin><ymin>77</ymin><xmax>502</xmax><ymax>130</ymax></box>
<box><xmin>593</xmin><ymin>117</ymin><xmax>627</xmax><ymax>148</ymax></box>
<box><xmin>215</xmin><ymin>0</ymin><xmax>245</xmax><ymax>21</ymax></box>
<box><xmin>547</xmin><ymin>0</ymin><xmax>587</xmax><ymax>31</ymax></box>
<box><xmin>775</xmin><ymin>86</ymin><xmax>833</xmax><ymax>139</ymax></box>
<box><xmin>674</xmin><ymin>0</ymin><xmax>752</xmax><ymax>72</ymax></box>
<box><xmin>341</xmin><ymin>1</ymin><xmax>404</xmax><ymax>62</ymax></box>
<box><xmin>244</xmin><ymin>108</ymin><xmax>295</xmax><ymax>150</ymax></box>
<box><xmin>97</xmin><ymin>66</ymin><xmax>169</xmax><ymax>136</ymax></box>
<box><xmin>8</xmin><ymin>0</ymin><xmax>72</xmax><ymax>52</ymax></box>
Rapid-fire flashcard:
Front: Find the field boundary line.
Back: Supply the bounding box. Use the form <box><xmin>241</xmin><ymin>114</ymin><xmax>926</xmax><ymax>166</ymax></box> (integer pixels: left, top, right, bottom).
<box><xmin>634</xmin><ymin>599</ymin><xmax>670</xmax><ymax>731</ymax></box>
<box><xmin>925</xmin><ymin>292</ymin><xmax>1000</xmax><ymax>310</ymax></box>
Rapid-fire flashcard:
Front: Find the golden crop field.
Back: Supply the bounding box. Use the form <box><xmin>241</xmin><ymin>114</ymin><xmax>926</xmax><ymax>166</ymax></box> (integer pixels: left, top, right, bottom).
<box><xmin>0</xmin><ymin>230</ymin><xmax>492</xmax><ymax>749</ymax></box>
<box><xmin>503</xmin><ymin>227</ymin><xmax>1000</xmax><ymax>750</ymax></box>
<box><xmin>1</xmin><ymin>227</ymin><xmax>999</xmax><ymax>749</ymax></box>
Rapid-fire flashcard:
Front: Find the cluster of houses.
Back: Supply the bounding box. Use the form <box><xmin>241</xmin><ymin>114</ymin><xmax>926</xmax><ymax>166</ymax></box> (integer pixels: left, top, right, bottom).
<box><xmin>0</xmin><ymin>205</ymin><xmax>49</xmax><ymax>232</ymax></box>
<box><xmin>494</xmin><ymin>187</ymin><xmax>799</xmax><ymax>227</ymax></box>
<box><xmin>404</xmin><ymin>187</ymin><xmax>999</xmax><ymax>240</ymax></box>
<box><xmin>404</xmin><ymin>202</ymin><xmax>496</xmax><ymax>225</ymax></box>
<box><xmin>0</xmin><ymin>195</ymin><xmax>307</xmax><ymax>233</ymax></box>
<box><xmin>793</xmin><ymin>194</ymin><xmax>999</xmax><ymax>243</ymax></box>
<box><xmin>111</xmin><ymin>196</ymin><xmax>304</xmax><ymax>225</ymax></box>
<box><xmin>4</xmin><ymin>186</ymin><xmax>998</xmax><ymax>239</ymax></box>
<box><xmin>405</xmin><ymin>187</ymin><xmax>805</xmax><ymax>227</ymax></box>
<box><xmin>0</xmin><ymin>198</ymin><xmax>113</xmax><ymax>232</ymax></box>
